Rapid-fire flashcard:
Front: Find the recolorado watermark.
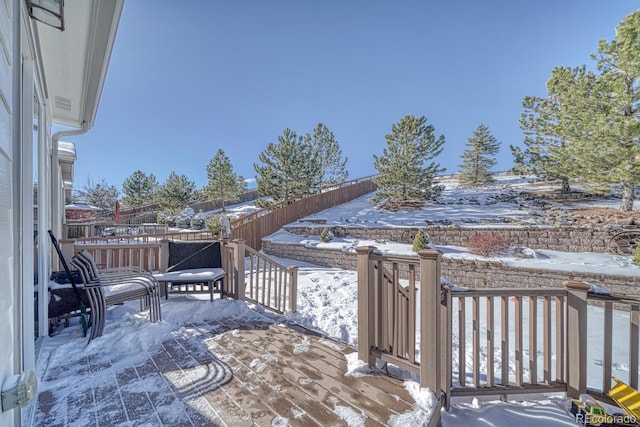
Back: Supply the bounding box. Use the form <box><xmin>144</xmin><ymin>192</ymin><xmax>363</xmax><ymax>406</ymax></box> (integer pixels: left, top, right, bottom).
<box><xmin>575</xmin><ymin>413</ymin><xmax>638</xmax><ymax>425</ymax></box>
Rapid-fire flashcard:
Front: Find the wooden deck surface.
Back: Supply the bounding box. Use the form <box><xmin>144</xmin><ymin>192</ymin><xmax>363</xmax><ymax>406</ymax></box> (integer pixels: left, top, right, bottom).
<box><xmin>32</xmin><ymin>320</ymin><xmax>417</xmax><ymax>426</ymax></box>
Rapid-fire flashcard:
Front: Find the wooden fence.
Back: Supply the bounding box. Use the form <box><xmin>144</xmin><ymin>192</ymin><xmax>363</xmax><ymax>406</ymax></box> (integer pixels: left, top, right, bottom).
<box><xmin>231</xmin><ymin>177</ymin><xmax>376</xmax><ymax>250</ymax></box>
<box><xmin>67</xmin><ymin>176</ymin><xmax>377</xmax><ymax>249</ymax></box>
<box><xmin>112</xmin><ymin>189</ymin><xmax>260</xmax><ymax>224</ymax></box>
<box><xmin>188</xmin><ymin>189</ymin><xmax>259</xmax><ymax>213</ymax></box>
<box><xmin>356</xmin><ymin>247</ymin><xmax>640</xmax><ymax>422</ymax></box>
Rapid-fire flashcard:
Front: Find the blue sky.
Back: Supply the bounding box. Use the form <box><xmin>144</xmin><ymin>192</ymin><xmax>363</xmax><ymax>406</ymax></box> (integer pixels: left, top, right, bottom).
<box><xmin>65</xmin><ymin>0</ymin><xmax>639</xmax><ymax>192</ymax></box>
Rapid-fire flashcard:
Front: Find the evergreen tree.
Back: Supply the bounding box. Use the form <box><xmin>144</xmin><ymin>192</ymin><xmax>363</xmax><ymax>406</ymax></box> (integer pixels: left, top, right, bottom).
<box><xmin>577</xmin><ymin>11</ymin><xmax>640</xmax><ymax>211</ymax></box>
<box><xmin>509</xmin><ymin>145</ymin><xmax>537</xmax><ymax>177</ymax></box>
<box><xmin>73</xmin><ymin>178</ymin><xmax>119</xmax><ymax>210</ymax></box>
<box><xmin>412</xmin><ymin>229</ymin><xmax>430</xmax><ymax>252</ymax></box>
<box><xmin>517</xmin><ymin>66</ymin><xmax>589</xmax><ymax>192</ymax></box>
<box><xmin>156</xmin><ymin>171</ymin><xmax>196</xmax><ymax>213</ymax></box>
<box><xmin>458</xmin><ymin>124</ymin><xmax>500</xmax><ymax>187</ymax></box>
<box><xmin>305</xmin><ymin>123</ymin><xmax>348</xmax><ymax>187</ymax></box>
<box><xmin>373</xmin><ymin>115</ymin><xmax>445</xmax><ymax>210</ymax></box>
<box><xmin>121</xmin><ymin>170</ymin><xmax>159</xmax><ymax>207</ymax></box>
<box><xmin>254</xmin><ymin>128</ymin><xmax>321</xmax><ymax>205</ymax></box>
<box><xmin>204</xmin><ymin>149</ymin><xmax>244</xmax><ymax>210</ymax></box>
<box><xmin>519</xmin><ymin>11</ymin><xmax>640</xmax><ymax>210</ymax></box>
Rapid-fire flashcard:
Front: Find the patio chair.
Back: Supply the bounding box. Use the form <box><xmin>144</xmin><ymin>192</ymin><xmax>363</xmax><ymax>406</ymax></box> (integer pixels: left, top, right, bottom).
<box><xmin>154</xmin><ymin>240</ymin><xmax>226</xmax><ymax>301</ymax></box>
<box><xmin>70</xmin><ymin>250</ymin><xmax>162</xmax><ymax>340</ymax></box>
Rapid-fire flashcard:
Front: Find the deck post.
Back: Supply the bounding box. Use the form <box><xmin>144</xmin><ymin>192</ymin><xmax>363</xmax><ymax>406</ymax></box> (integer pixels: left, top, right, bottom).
<box><xmin>59</xmin><ymin>239</ymin><xmax>75</xmax><ymax>269</ymax></box>
<box><xmin>234</xmin><ymin>238</ymin><xmax>246</xmax><ymax>301</ymax></box>
<box><xmin>441</xmin><ymin>284</ymin><xmax>452</xmax><ymax>411</ymax></box>
<box><xmin>221</xmin><ymin>238</ymin><xmax>230</xmax><ymax>296</ymax></box>
<box><xmin>356</xmin><ymin>246</ymin><xmax>376</xmax><ymax>367</ymax></box>
<box><xmin>288</xmin><ymin>266</ymin><xmax>298</xmax><ymax>313</ymax></box>
<box><xmin>220</xmin><ymin>238</ymin><xmax>229</xmax><ymax>269</ymax></box>
<box><xmin>419</xmin><ymin>249</ymin><xmax>442</xmax><ymax>395</ymax></box>
<box><xmin>159</xmin><ymin>240</ymin><xmax>169</xmax><ymax>272</ymax></box>
<box><xmin>565</xmin><ymin>280</ymin><xmax>589</xmax><ymax>398</ymax></box>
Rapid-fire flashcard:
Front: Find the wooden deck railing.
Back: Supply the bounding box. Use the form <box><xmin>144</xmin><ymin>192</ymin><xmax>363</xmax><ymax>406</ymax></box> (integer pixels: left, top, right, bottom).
<box><xmin>356</xmin><ymin>248</ymin><xmax>640</xmax><ymax>421</ymax></box>
<box><xmin>59</xmin><ymin>240</ymin><xmax>162</xmax><ymax>272</ymax></box>
<box><xmin>585</xmin><ymin>291</ymin><xmax>640</xmax><ymax>395</ymax></box>
<box><xmin>59</xmin><ymin>238</ymin><xmax>298</xmax><ymax>316</ymax></box>
<box><xmin>443</xmin><ymin>287</ymin><xmax>569</xmax><ymax>401</ymax></box>
<box><xmin>356</xmin><ymin>247</ymin><xmax>443</xmax><ymax>425</ymax></box>
<box><xmin>356</xmin><ymin>248</ymin><xmax>421</xmax><ymax>371</ymax></box>
<box><xmin>66</xmin><ymin>228</ymin><xmax>223</xmax><ymax>245</ymax></box>
<box><xmin>66</xmin><ymin>223</ymin><xmax>169</xmax><ymax>239</ymax></box>
<box><xmin>222</xmin><ymin>239</ymin><xmax>297</xmax><ymax>314</ymax></box>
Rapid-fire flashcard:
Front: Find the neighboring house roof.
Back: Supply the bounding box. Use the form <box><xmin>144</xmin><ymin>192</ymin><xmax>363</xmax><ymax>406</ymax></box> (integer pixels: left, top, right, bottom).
<box><xmin>58</xmin><ymin>140</ymin><xmax>76</xmax><ymax>186</ymax></box>
<box><xmin>58</xmin><ymin>141</ymin><xmax>77</xmax><ymax>160</ymax></box>
<box><xmin>34</xmin><ymin>0</ymin><xmax>124</xmax><ymax>128</ymax></box>
<box><xmin>65</xmin><ymin>203</ymin><xmax>102</xmax><ymax>211</ymax></box>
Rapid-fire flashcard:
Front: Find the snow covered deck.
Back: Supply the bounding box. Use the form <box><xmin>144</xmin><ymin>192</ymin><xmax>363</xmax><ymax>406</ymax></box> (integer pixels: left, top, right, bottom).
<box><xmin>30</xmin><ymin>310</ymin><xmax>417</xmax><ymax>426</ymax></box>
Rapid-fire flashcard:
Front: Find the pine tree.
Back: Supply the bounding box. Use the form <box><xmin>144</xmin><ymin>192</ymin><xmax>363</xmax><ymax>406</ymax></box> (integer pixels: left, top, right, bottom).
<box><xmin>373</xmin><ymin>115</ymin><xmax>445</xmax><ymax>210</ymax></box>
<box><xmin>121</xmin><ymin>170</ymin><xmax>159</xmax><ymax>207</ymax></box>
<box><xmin>73</xmin><ymin>178</ymin><xmax>119</xmax><ymax>210</ymax></box>
<box><xmin>156</xmin><ymin>171</ymin><xmax>196</xmax><ymax>213</ymax></box>
<box><xmin>519</xmin><ymin>11</ymin><xmax>640</xmax><ymax>210</ymax></box>
<box><xmin>412</xmin><ymin>229</ymin><xmax>430</xmax><ymax>252</ymax></box>
<box><xmin>458</xmin><ymin>124</ymin><xmax>500</xmax><ymax>187</ymax></box>
<box><xmin>517</xmin><ymin>66</ymin><xmax>588</xmax><ymax>192</ymax></box>
<box><xmin>577</xmin><ymin>11</ymin><xmax>640</xmax><ymax>211</ymax></box>
<box><xmin>509</xmin><ymin>145</ymin><xmax>537</xmax><ymax>177</ymax></box>
<box><xmin>204</xmin><ymin>149</ymin><xmax>244</xmax><ymax>210</ymax></box>
<box><xmin>254</xmin><ymin>128</ymin><xmax>321</xmax><ymax>205</ymax></box>
<box><xmin>305</xmin><ymin>123</ymin><xmax>348</xmax><ymax>187</ymax></box>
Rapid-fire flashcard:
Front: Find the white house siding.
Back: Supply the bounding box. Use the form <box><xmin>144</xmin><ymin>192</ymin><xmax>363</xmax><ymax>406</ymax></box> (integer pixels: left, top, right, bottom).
<box><xmin>0</xmin><ymin>0</ymin><xmax>16</xmax><ymax>424</ymax></box>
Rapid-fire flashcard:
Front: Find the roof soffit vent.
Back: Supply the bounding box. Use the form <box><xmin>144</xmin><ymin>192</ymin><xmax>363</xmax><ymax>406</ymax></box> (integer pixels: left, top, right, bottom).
<box><xmin>55</xmin><ymin>95</ymin><xmax>72</xmax><ymax>111</ymax></box>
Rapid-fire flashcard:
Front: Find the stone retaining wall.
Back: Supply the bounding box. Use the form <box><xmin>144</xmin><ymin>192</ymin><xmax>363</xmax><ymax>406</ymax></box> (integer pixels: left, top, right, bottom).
<box><xmin>283</xmin><ymin>224</ymin><xmax>635</xmax><ymax>253</ymax></box>
<box><xmin>262</xmin><ymin>240</ymin><xmax>640</xmax><ymax>296</ymax></box>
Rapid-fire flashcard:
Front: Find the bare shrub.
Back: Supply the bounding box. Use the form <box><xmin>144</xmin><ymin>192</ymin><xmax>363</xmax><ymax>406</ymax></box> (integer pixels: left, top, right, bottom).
<box><xmin>468</xmin><ymin>232</ymin><xmax>511</xmax><ymax>257</ymax></box>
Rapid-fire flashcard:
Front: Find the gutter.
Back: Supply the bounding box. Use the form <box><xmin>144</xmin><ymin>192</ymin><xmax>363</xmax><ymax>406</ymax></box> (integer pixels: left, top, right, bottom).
<box><xmin>50</xmin><ymin>122</ymin><xmax>90</xmax><ymax>239</ymax></box>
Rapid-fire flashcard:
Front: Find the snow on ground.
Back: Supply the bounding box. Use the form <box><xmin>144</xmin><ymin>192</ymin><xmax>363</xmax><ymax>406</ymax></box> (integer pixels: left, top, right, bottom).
<box><xmin>309</xmin><ymin>189</ymin><xmax>538</xmax><ymax>227</ymax></box>
<box><xmin>202</xmin><ymin>199</ymin><xmax>264</xmax><ymax>219</ymax></box>
<box><xmin>266</xmin><ymin>229</ymin><xmax>640</xmax><ymax>278</ymax></box>
<box><xmin>296</xmin><ymin>173</ymin><xmax>639</xmax><ymax>228</ymax></box>
<box><xmin>39</xmin><ymin>259</ymin><xmax>633</xmax><ymax>427</ymax></box>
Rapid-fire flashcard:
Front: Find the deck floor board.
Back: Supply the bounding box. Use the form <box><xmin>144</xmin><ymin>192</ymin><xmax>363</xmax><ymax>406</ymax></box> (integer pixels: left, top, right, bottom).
<box><xmin>31</xmin><ymin>319</ymin><xmax>417</xmax><ymax>426</ymax></box>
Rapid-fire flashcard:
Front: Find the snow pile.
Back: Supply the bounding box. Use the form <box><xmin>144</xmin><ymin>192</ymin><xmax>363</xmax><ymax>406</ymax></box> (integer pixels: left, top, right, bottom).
<box><xmin>388</xmin><ymin>382</ymin><xmax>437</xmax><ymax>427</ymax></box>
<box><xmin>344</xmin><ymin>352</ymin><xmax>384</xmax><ymax>377</ymax></box>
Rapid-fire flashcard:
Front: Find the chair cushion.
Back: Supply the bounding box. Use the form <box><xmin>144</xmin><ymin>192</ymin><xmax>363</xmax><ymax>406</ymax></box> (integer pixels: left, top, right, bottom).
<box><xmin>167</xmin><ymin>241</ymin><xmax>221</xmax><ymax>270</ymax></box>
<box><xmin>103</xmin><ymin>281</ymin><xmax>153</xmax><ymax>296</ymax></box>
<box><xmin>153</xmin><ymin>268</ymin><xmax>225</xmax><ymax>283</ymax></box>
